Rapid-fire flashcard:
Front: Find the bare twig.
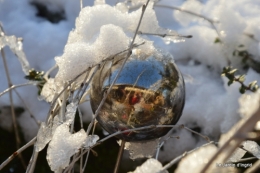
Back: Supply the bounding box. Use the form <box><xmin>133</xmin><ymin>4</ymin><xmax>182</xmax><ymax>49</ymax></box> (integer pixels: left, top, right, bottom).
<box><xmin>43</xmin><ymin>64</ymin><xmax>58</xmax><ymax>81</ymax></box>
<box><xmin>138</xmin><ymin>31</ymin><xmax>192</xmax><ymax>39</ymax></box>
<box><xmin>154</xmin><ymin>4</ymin><xmax>221</xmax><ymax>40</ymax></box>
<box><xmin>183</xmin><ymin>125</ymin><xmax>210</xmax><ymax>142</ymax></box>
<box><xmin>82</xmin><ymin>120</ymin><xmax>98</xmax><ymax>172</ymax></box>
<box><xmin>0</xmin><ymin>137</ymin><xmax>36</xmax><ymax>170</ymax></box>
<box><xmin>25</xmin><ymin>146</ymin><xmax>38</xmax><ymax>173</ymax></box>
<box><xmin>155</xmin><ymin>135</ymin><xmax>179</xmax><ymax>160</ymax></box>
<box><xmin>13</xmin><ymin>89</ymin><xmax>40</xmax><ymax>126</ymax></box>
<box><xmin>1</xmin><ymin>48</ymin><xmax>26</xmax><ymax>169</ymax></box>
<box><xmin>113</xmin><ymin>140</ymin><xmax>125</xmax><ymax>173</ymax></box>
<box><xmin>233</xmin><ymin>156</ymin><xmax>258</xmax><ymax>163</ymax></box>
<box><xmin>0</xmin><ymin>82</ymin><xmax>37</xmax><ymax>97</ymax></box>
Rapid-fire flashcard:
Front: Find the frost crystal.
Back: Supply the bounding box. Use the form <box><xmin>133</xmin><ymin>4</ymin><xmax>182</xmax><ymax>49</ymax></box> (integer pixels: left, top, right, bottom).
<box><xmin>124</xmin><ymin>139</ymin><xmax>159</xmax><ymax>160</ymax></box>
<box><xmin>128</xmin><ymin>158</ymin><xmax>168</xmax><ymax>173</ymax></box>
<box><xmin>82</xmin><ymin>135</ymin><xmax>99</xmax><ymax>148</ymax></box>
<box><xmin>47</xmin><ymin>124</ymin><xmax>87</xmax><ymax>172</ymax></box>
<box><xmin>0</xmin><ymin>27</ymin><xmax>30</xmax><ymax>74</ymax></box>
<box><xmin>65</xmin><ymin>102</ymin><xmax>78</xmax><ymax>125</ymax></box>
<box><xmin>35</xmin><ymin>122</ymin><xmax>52</xmax><ymax>152</ymax></box>
<box><xmin>35</xmin><ymin>116</ymin><xmax>61</xmax><ymax>152</ymax></box>
<box><xmin>242</xmin><ymin>140</ymin><xmax>260</xmax><ymax>159</ymax></box>
<box><xmin>40</xmin><ymin>78</ymin><xmax>60</xmax><ymax>103</ymax></box>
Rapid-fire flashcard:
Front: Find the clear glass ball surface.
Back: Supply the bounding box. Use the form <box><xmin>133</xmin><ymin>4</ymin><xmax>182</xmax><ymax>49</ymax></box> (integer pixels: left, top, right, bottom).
<box><xmin>90</xmin><ymin>55</ymin><xmax>185</xmax><ymax>141</ymax></box>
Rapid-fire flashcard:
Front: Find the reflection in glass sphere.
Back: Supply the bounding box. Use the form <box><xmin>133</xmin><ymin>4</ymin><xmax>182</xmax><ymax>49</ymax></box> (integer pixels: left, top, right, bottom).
<box><xmin>90</xmin><ymin>54</ymin><xmax>185</xmax><ymax>141</ymax></box>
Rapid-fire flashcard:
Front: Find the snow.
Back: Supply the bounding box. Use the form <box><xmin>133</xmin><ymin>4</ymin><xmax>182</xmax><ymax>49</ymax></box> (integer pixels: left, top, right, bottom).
<box><xmin>46</xmin><ymin>124</ymin><xmax>87</xmax><ymax>172</ymax></box>
<box><xmin>0</xmin><ymin>0</ymin><xmax>260</xmax><ymax>171</ymax></box>
<box><xmin>123</xmin><ymin>139</ymin><xmax>159</xmax><ymax>160</ymax></box>
<box><xmin>35</xmin><ymin>122</ymin><xmax>53</xmax><ymax>152</ymax></box>
<box><xmin>128</xmin><ymin>158</ymin><xmax>168</xmax><ymax>173</ymax></box>
<box><xmin>175</xmin><ymin>144</ymin><xmax>237</xmax><ymax>173</ymax></box>
<box><xmin>82</xmin><ymin>135</ymin><xmax>99</xmax><ymax>148</ymax></box>
<box><xmin>0</xmin><ymin>28</ymin><xmax>30</xmax><ymax>74</ymax></box>
<box><xmin>227</xmin><ymin>148</ymin><xmax>246</xmax><ymax>162</ymax></box>
<box><xmin>175</xmin><ymin>144</ymin><xmax>217</xmax><ymax>173</ymax></box>
<box><xmin>242</xmin><ymin>140</ymin><xmax>260</xmax><ymax>159</ymax></box>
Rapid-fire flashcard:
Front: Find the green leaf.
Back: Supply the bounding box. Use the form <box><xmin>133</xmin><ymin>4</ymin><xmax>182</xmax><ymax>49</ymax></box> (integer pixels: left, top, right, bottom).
<box><xmin>214</xmin><ymin>37</ymin><xmax>221</xmax><ymax>43</ymax></box>
<box><xmin>228</xmin><ymin>80</ymin><xmax>233</xmax><ymax>86</ymax></box>
<box><xmin>239</xmin><ymin>86</ymin><xmax>246</xmax><ymax>94</ymax></box>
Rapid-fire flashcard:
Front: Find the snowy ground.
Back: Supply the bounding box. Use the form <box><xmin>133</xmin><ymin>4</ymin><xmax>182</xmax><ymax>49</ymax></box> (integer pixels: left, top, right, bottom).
<box><xmin>0</xmin><ymin>0</ymin><xmax>260</xmax><ymax>172</ymax></box>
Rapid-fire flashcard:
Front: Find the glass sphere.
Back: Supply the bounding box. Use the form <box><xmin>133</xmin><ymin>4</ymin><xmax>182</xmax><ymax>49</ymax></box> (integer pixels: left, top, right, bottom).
<box><xmin>90</xmin><ymin>54</ymin><xmax>185</xmax><ymax>141</ymax></box>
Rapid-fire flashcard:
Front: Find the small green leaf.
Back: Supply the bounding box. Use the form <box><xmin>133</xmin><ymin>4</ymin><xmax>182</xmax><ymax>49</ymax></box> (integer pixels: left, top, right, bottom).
<box><xmin>252</xmin><ymin>85</ymin><xmax>259</xmax><ymax>92</ymax></box>
<box><xmin>214</xmin><ymin>37</ymin><xmax>221</xmax><ymax>43</ymax></box>
<box><xmin>228</xmin><ymin>80</ymin><xmax>233</xmax><ymax>86</ymax></box>
<box><xmin>239</xmin><ymin>86</ymin><xmax>246</xmax><ymax>94</ymax></box>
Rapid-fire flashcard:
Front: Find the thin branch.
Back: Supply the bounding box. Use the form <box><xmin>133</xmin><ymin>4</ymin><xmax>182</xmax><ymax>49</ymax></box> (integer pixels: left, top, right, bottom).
<box><xmin>233</xmin><ymin>157</ymin><xmax>258</xmax><ymax>163</ymax></box>
<box><xmin>1</xmin><ymin>47</ymin><xmax>26</xmax><ymax>169</ymax></box>
<box><xmin>82</xmin><ymin>120</ymin><xmax>98</xmax><ymax>172</ymax></box>
<box><xmin>25</xmin><ymin>146</ymin><xmax>38</xmax><ymax>173</ymax></box>
<box><xmin>138</xmin><ymin>31</ymin><xmax>192</xmax><ymax>39</ymax></box>
<box><xmin>13</xmin><ymin>89</ymin><xmax>40</xmax><ymax>126</ymax></box>
<box><xmin>0</xmin><ymin>82</ymin><xmax>37</xmax><ymax>97</ymax></box>
<box><xmin>43</xmin><ymin>64</ymin><xmax>58</xmax><ymax>81</ymax></box>
<box><xmin>154</xmin><ymin>4</ymin><xmax>221</xmax><ymax>40</ymax></box>
<box><xmin>183</xmin><ymin>126</ymin><xmax>210</xmax><ymax>142</ymax></box>
<box><xmin>154</xmin><ymin>4</ymin><xmax>218</xmax><ymax>24</ymax></box>
<box><xmin>67</xmin><ymin>124</ymin><xmax>177</xmax><ymax>168</ymax></box>
<box><xmin>155</xmin><ymin>135</ymin><xmax>179</xmax><ymax>160</ymax></box>
<box><xmin>80</xmin><ymin>0</ymin><xmax>83</xmax><ymax>10</ymax></box>
<box><xmin>0</xmin><ymin>137</ymin><xmax>36</xmax><ymax>170</ymax></box>
<box><xmin>114</xmin><ymin>140</ymin><xmax>125</xmax><ymax>173</ymax></box>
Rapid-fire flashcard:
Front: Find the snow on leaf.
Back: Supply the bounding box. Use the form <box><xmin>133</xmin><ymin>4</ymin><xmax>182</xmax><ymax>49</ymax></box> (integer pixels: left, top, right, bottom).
<box><xmin>242</xmin><ymin>140</ymin><xmax>260</xmax><ymax>159</ymax></box>
<box><xmin>128</xmin><ymin>158</ymin><xmax>168</xmax><ymax>173</ymax></box>
<box><xmin>46</xmin><ymin>124</ymin><xmax>87</xmax><ymax>172</ymax></box>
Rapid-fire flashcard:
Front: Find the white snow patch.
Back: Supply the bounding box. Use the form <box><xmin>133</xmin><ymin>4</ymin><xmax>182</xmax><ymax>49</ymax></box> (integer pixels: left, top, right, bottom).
<box><xmin>124</xmin><ymin>139</ymin><xmax>159</xmax><ymax>160</ymax></box>
<box><xmin>242</xmin><ymin>140</ymin><xmax>260</xmax><ymax>159</ymax></box>
<box><xmin>47</xmin><ymin>124</ymin><xmax>87</xmax><ymax>172</ymax></box>
<box><xmin>128</xmin><ymin>158</ymin><xmax>168</xmax><ymax>173</ymax></box>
